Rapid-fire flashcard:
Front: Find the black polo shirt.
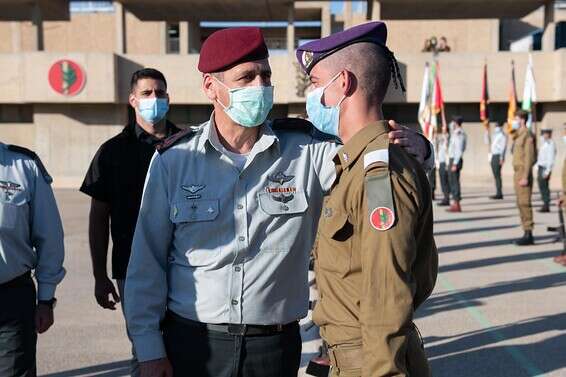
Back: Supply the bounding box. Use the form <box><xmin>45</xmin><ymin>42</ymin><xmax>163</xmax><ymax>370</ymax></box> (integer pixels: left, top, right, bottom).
<box><xmin>80</xmin><ymin>121</ymin><xmax>180</xmax><ymax>279</ymax></box>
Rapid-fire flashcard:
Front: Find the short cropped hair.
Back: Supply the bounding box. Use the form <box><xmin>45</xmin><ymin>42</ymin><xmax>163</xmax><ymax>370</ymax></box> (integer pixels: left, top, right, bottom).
<box><xmin>130</xmin><ymin>68</ymin><xmax>167</xmax><ymax>92</ymax></box>
<box><xmin>515</xmin><ymin>109</ymin><xmax>529</xmax><ymax>122</ymax></box>
<box><xmin>318</xmin><ymin>42</ymin><xmax>396</xmax><ymax>104</ymax></box>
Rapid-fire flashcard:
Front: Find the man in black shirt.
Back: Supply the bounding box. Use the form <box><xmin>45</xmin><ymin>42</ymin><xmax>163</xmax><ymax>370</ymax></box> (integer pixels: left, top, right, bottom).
<box><xmin>80</xmin><ymin>68</ymin><xmax>180</xmax><ymax>376</ymax></box>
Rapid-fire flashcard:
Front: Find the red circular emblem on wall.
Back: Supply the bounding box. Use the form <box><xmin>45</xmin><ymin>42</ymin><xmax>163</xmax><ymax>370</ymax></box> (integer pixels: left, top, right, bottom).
<box><xmin>370</xmin><ymin>207</ymin><xmax>395</xmax><ymax>231</ymax></box>
<box><xmin>48</xmin><ymin>59</ymin><xmax>86</xmax><ymax>96</ymax></box>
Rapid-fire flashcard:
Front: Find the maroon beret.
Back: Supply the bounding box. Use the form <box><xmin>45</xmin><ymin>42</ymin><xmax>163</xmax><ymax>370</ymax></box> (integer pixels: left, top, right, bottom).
<box><xmin>198</xmin><ymin>27</ymin><xmax>269</xmax><ymax>73</ymax></box>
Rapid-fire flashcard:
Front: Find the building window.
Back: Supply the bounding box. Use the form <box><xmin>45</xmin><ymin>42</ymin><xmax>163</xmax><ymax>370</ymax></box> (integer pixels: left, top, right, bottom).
<box><xmin>167</xmin><ymin>23</ymin><xmax>180</xmax><ymax>54</ymax></box>
<box><xmin>0</xmin><ymin>105</ymin><xmax>33</xmax><ymax>123</ymax></box>
<box><xmin>70</xmin><ymin>1</ymin><xmax>114</xmax><ymax>13</ymax></box>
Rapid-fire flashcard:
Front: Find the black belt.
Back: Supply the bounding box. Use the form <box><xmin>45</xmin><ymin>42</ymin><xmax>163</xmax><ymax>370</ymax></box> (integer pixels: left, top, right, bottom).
<box><xmin>166</xmin><ymin>310</ymin><xmax>297</xmax><ymax>336</ymax></box>
<box><xmin>0</xmin><ymin>271</ymin><xmax>32</xmax><ymax>289</ymax></box>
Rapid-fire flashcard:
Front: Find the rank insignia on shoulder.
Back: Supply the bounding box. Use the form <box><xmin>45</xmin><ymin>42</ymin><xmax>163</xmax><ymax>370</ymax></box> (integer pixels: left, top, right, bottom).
<box><xmin>364</xmin><ymin>149</ymin><xmax>389</xmax><ymax>169</ymax></box>
<box><xmin>370</xmin><ymin>206</ymin><xmax>395</xmax><ymax>231</ymax></box>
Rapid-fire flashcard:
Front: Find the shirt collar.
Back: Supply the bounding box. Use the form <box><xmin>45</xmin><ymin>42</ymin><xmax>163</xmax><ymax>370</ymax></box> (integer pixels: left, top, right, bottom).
<box><xmin>335</xmin><ymin>120</ymin><xmax>390</xmax><ymax>169</ymax></box>
<box><xmin>134</xmin><ymin>121</ymin><xmax>175</xmax><ymax>145</ymax></box>
<box><xmin>199</xmin><ymin>111</ymin><xmax>279</xmax><ymax>156</ymax></box>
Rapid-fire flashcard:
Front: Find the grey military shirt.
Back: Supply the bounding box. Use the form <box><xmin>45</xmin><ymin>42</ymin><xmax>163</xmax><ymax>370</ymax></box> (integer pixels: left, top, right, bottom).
<box><xmin>0</xmin><ymin>143</ymin><xmax>65</xmax><ymax>300</ymax></box>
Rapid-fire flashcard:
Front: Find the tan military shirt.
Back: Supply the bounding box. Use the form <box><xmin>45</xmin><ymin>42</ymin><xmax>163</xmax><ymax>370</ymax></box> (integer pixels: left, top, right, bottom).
<box><xmin>312</xmin><ymin>121</ymin><xmax>438</xmax><ymax>376</ymax></box>
<box><xmin>512</xmin><ymin>127</ymin><xmax>536</xmax><ymax>179</ymax></box>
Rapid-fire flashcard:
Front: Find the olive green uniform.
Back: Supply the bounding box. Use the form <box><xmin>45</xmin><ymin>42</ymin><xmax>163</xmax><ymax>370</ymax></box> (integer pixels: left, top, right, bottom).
<box><xmin>312</xmin><ymin>121</ymin><xmax>438</xmax><ymax>377</ymax></box>
<box><xmin>512</xmin><ymin>127</ymin><xmax>536</xmax><ymax>231</ymax></box>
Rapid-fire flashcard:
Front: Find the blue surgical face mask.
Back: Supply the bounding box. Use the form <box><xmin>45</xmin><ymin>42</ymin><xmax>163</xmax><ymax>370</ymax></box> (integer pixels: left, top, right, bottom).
<box><xmin>215</xmin><ymin>78</ymin><xmax>274</xmax><ymax>128</ymax></box>
<box><xmin>511</xmin><ymin>120</ymin><xmax>520</xmax><ymax>130</ymax></box>
<box><xmin>306</xmin><ymin>72</ymin><xmax>346</xmax><ymax>137</ymax></box>
<box><xmin>563</xmin><ymin>135</ymin><xmax>566</xmax><ymax>145</ymax></box>
<box><xmin>138</xmin><ymin>98</ymin><xmax>169</xmax><ymax>125</ymax></box>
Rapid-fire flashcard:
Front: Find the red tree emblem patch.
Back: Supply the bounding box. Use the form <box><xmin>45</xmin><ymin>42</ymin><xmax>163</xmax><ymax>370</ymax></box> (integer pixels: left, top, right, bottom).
<box><xmin>48</xmin><ymin>59</ymin><xmax>86</xmax><ymax>96</ymax></box>
<box><xmin>370</xmin><ymin>207</ymin><xmax>395</xmax><ymax>231</ymax></box>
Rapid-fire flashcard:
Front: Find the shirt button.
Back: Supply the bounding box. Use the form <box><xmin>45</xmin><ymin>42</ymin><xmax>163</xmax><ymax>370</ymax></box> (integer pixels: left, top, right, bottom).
<box><xmin>237</xmin><ymin>204</ymin><xmax>244</xmax><ymax>210</ymax></box>
<box><xmin>238</xmin><ymin>236</ymin><xmax>245</xmax><ymax>242</ymax></box>
<box><xmin>234</xmin><ymin>266</ymin><xmax>241</xmax><ymax>272</ymax></box>
<box><xmin>231</xmin><ymin>299</ymin><xmax>239</xmax><ymax>305</ymax></box>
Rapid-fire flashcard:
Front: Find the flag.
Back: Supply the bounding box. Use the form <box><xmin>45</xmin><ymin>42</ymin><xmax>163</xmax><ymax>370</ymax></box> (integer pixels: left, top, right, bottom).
<box><xmin>522</xmin><ymin>54</ymin><xmax>537</xmax><ymax>130</ymax></box>
<box><xmin>507</xmin><ymin>60</ymin><xmax>518</xmax><ymax>133</ymax></box>
<box><xmin>418</xmin><ymin>63</ymin><xmax>433</xmax><ymax>140</ymax></box>
<box><xmin>432</xmin><ymin>61</ymin><xmax>447</xmax><ymax>132</ymax></box>
<box><xmin>480</xmin><ymin>62</ymin><xmax>490</xmax><ymax>129</ymax></box>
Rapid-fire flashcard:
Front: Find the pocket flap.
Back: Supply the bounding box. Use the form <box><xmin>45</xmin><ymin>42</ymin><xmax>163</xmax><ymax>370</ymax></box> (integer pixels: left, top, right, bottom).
<box><xmin>170</xmin><ymin>200</ymin><xmax>219</xmax><ymax>223</ymax></box>
<box><xmin>258</xmin><ymin>190</ymin><xmax>308</xmax><ymax>215</ymax></box>
<box><xmin>322</xmin><ymin>210</ymin><xmax>352</xmax><ymax>241</ymax></box>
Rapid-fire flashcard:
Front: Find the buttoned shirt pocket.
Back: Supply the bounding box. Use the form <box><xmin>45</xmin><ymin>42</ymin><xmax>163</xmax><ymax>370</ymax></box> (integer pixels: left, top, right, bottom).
<box><xmin>257</xmin><ymin>191</ymin><xmax>309</xmax><ymax>253</ymax></box>
<box><xmin>170</xmin><ymin>200</ymin><xmax>220</xmax><ymax>266</ymax></box>
<box><xmin>317</xmin><ymin>209</ymin><xmax>353</xmax><ymax>277</ymax></box>
<box><xmin>0</xmin><ymin>200</ymin><xmax>26</xmax><ymax>230</ymax></box>
<box><xmin>257</xmin><ymin>190</ymin><xmax>308</xmax><ymax>215</ymax></box>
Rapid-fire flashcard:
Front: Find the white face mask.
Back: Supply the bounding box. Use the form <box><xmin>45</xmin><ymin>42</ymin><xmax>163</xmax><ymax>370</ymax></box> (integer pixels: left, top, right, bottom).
<box><xmin>511</xmin><ymin>121</ymin><xmax>520</xmax><ymax>130</ymax></box>
<box><xmin>562</xmin><ymin>135</ymin><xmax>566</xmax><ymax>145</ymax></box>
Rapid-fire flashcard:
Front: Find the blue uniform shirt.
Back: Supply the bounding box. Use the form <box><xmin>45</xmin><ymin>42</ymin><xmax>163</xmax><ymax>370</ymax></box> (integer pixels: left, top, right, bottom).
<box><xmin>0</xmin><ymin>143</ymin><xmax>65</xmax><ymax>300</ymax></box>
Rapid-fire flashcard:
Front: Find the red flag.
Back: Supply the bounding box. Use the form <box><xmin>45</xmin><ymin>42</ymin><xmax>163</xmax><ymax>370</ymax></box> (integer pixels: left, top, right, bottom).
<box><xmin>432</xmin><ymin>61</ymin><xmax>447</xmax><ymax>131</ymax></box>
<box><xmin>480</xmin><ymin>62</ymin><xmax>489</xmax><ymax>129</ymax></box>
<box><xmin>507</xmin><ymin>61</ymin><xmax>518</xmax><ymax>133</ymax></box>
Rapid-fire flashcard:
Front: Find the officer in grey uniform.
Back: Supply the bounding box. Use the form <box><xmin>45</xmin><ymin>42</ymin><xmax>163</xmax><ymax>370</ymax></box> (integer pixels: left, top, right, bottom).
<box><xmin>536</xmin><ymin>128</ymin><xmax>556</xmax><ymax>212</ymax></box>
<box><xmin>124</xmin><ymin>27</ymin><xmax>433</xmax><ymax>377</ymax></box>
<box><xmin>0</xmin><ymin>143</ymin><xmax>65</xmax><ymax>376</ymax></box>
<box><xmin>489</xmin><ymin>122</ymin><xmax>507</xmax><ymax>200</ymax></box>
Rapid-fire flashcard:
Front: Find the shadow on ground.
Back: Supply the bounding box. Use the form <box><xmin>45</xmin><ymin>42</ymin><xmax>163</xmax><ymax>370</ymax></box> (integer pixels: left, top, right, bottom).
<box><xmin>40</xmin><ymin>360</ymin><xmax>130</xmax><ymax>377</ymax></box>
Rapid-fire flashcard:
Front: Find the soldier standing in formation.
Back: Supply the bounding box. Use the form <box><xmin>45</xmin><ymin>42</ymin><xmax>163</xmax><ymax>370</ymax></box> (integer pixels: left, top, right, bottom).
<box><xmin>437</xmin><ymin>124</ymin><xmax>451</xmax><ymax>206</ymax></box>
<box><xmin>447</xmin><ymin>116</ymin><xmax>466</xmax><ymax>212</ymax></box>
<box><xmin>512</xmin><ymin>110</ymin><xmax>537</xmax><ymax>246</ymax></box>
<box><xmin>535</xmin><ymin>128</ymin><xmax>556</xmax><ymax>213</ymax></box>
<box><xmin>489</xmin><ymin>122</ymin><xmax>507</xmax><ymax>200</ymax></box>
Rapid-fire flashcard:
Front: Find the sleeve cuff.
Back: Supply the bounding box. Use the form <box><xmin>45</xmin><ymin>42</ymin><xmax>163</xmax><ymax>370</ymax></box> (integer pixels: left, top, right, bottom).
<box><xmin>37</xmin><ymin>283</ymin><xmax>57</xmax><ymax>301</ymax></box>
<box><xmin>131</xmin><ymin>333</ymin><xmax>167</xmax><ymax>362</ymax></box>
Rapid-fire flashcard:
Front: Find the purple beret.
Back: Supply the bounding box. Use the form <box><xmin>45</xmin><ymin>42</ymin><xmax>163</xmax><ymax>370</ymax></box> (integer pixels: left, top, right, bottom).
<box><xmin>296</xmin><ymin>21</ymin><xmax>387</xmax><ymax>74</ymax></box>
<box><xmin>198</xmin><ymin>27</ymin><xmax>269</xmax><ymax>73</ymax></box>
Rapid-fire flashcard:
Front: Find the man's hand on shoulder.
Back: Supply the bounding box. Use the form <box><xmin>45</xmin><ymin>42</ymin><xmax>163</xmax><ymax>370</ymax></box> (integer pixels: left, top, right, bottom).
<box><xmin>140</xmin><ymin>358</ymin><xmax>173</xmax><ymax>377</ymax></box>
<box><xmin>388</xmin><ymin>120</ymin><xmax>429</xmax><ymax>163</ymax></box>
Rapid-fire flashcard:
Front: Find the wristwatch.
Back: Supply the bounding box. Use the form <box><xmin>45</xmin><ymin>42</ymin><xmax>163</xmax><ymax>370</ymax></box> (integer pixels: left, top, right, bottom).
<box><xmin>38</xmin><ymin>297</ymin><xmax>57</xmax><ymax>309</ymax></box>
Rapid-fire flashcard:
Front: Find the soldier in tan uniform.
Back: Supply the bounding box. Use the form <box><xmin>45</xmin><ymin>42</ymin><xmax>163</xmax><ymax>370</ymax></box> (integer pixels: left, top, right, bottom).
<box><xmin>512</xmin><ymin>110</ymin><xmax>537</xmax><ymax>246</ymax></box>
<box><xmin>296</xmin><ymin>22</ymin><xmax>438</xmax><ymax>377</ymax></box>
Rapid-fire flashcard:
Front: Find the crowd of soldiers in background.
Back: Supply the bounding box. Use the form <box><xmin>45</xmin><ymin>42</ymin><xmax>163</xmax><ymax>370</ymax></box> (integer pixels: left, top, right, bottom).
<box><xmin>427</xmin><ymin>110</ymin><xmax>566</xmax><ymax>264</ymax></box>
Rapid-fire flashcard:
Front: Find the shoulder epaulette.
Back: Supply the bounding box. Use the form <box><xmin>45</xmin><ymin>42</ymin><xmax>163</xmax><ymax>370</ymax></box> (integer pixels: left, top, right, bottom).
<box><xmin>270</xmin><ymin>117</ymin><xmax>339</xmax><ymax>142</ymax></box>
<box><xmin>7</xmin><ymin>145</ymin><xmax>53</xmax><ymax>183</ymax></box>
<box><xmin>156</xmin><ymin>128</ymin><xmax>195</xmax><ymax>154</ymax></box>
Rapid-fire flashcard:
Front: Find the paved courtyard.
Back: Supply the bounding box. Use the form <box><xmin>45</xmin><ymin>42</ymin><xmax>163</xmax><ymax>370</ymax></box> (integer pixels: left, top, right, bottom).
<box><xmin>36</xmin><ymin>185</ymin><xmax>566</xmax><ymax>376</ymax></box>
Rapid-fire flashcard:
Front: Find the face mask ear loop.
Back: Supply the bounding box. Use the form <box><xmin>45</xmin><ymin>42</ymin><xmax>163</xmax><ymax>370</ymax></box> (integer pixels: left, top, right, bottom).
<box><xmin>213</xmin><ymin>76</ymin><xmax>231</xmax><ymax>110</ymax></box>
<box><xmin>322</xmin><ymin>71</ymin><xmax>347</xmax><ymax>108</ymax></box>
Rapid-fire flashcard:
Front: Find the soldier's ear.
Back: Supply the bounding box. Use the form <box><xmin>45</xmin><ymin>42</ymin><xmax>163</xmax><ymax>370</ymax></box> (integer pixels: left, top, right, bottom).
<box><xmin>128</xmin><ymin>92</ymin><xmax>137</xmax><ymax>109</ymax></box>
<box><xmin>202</xmin><ymin>74</ymin><xmax>218</xmax><ymax>101</ymax></box>
<box><xmin>342</xmin><ymin>70</ymin><xmax>355</xmax><ymax>97</ymax></box>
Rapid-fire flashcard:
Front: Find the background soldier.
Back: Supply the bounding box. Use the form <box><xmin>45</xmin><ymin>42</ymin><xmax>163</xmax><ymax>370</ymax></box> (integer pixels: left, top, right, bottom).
<box><xmin>0</xmin><ymin>144</ymin><xmax>65</xmax><ymax>376</ymax></box>
<box><xmin>437</xmin><ymin>124</ymin><xmax>451</xmax><ymax>206</ymax></box>
<box><xmin>535</xmin><ymin>128</ymin><xmax>556</xmax><ymax>213</ymax></box>
<box><xmin>512</xmin><ymin>110</ymin><xmax>537</xmax><ymax>246</ymax></box>
<box><xmin>447</xmin><ymin>116</ymin><xmax>466</xmax><ymax>212</ymax></box>
<box><xmin>297</xmin><ymin>21</ymin><xmax>438</xmax><ymax>377</ymax></box>
<box><xmin>554</xmin><ymin>123</ymin><xmax>566</xmax><ymax>265</ymax></box>
<box><xmin>489</xmin><ymin>122</ymin><xmax>507</xmax><ymax>200</ymax></box>
<box><xmin>80</xmin><ymin>68</ymin><xmax>180</xmax><ymax>376</ymax></box>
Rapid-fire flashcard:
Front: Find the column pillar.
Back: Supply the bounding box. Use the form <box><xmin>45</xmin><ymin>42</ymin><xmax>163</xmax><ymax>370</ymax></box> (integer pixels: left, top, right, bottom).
<box><xmin>10</xmin><ymin>22</ymin><xmax>21</xmax><ymax>52</ymax></box>
<box><xmin>321</xmin><ymin>5</ymin><xmax>331</xmax><ymax>37</ymax></box>
<box><xmin>114</xmin><ymin>1</ymin><xmax>126</xmax><ymax>53</ymax></box>
<box><xmin>287</xmin><ymin>5</ymin><xmax>295</xmax><ymax>55</ymax></box>
<box><xmin>542</xmin><ymin>0</ymin><xmax>555</xmax><ymax>51</ymax></box>
<box><xmin>179</xmin><ymin>21</ymin><xmax>189</xmax><ymax>54</ymax></box>
<box><xmin>188</xmin><ymin>22</ymin><xmax>201</xmax><ymax>53</ymax></box>
<box><xmin>31</xmin><ymin>1</ymin><xmax>44</xmax><ymax>51</ymax></box>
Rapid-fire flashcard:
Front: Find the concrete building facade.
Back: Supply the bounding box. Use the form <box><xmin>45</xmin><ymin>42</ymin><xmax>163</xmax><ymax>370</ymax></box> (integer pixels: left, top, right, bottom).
<box><xmin>1</xmin><ymin>0</ymin><xmax>565</xmax><ymax>189</ymax></box>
